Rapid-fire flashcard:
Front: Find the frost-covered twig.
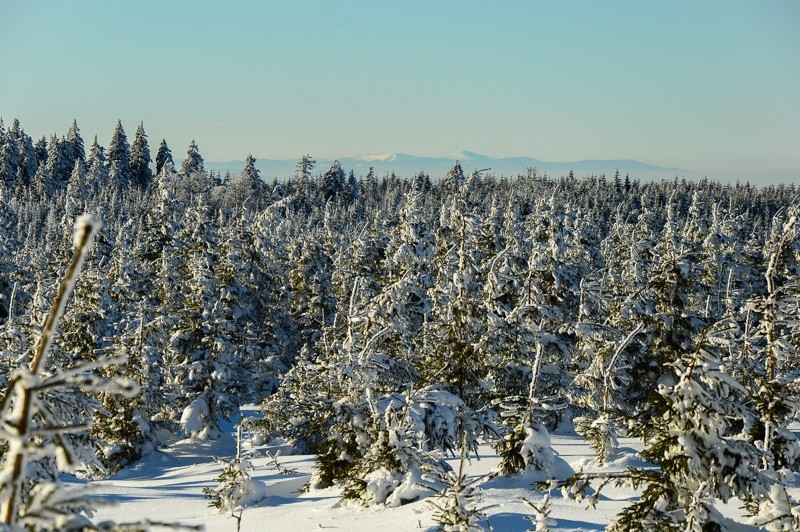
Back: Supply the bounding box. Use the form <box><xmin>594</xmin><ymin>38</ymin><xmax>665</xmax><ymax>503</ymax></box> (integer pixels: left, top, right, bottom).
<box><xmin>266</xmin><ymin>450</ymin><xmax>297</xmax><ymax>476</ymax></box>
<box><xmin>523</xmin><ymin>492</ymin><xmax>556</xmax><ymax>532</ymax></box>
<box><xmin>602</xmin><ymin>322</ymin><xmax>644</xmax><ymax>412</ymax></box>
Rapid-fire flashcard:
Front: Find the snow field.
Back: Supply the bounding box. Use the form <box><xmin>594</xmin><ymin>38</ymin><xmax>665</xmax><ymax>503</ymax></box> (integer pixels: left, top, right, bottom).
<box><xmin>84</xmin><ymin>421</ymin><xmax>800</xmax><ymax>531</ymax></box>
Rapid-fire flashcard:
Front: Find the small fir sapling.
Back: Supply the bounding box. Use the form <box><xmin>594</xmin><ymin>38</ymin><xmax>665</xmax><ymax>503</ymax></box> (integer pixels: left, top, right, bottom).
<box><xmin>0</xmin><ymin>215</ymin><xmax>138</xmax><ymax>529</ymax></box>
<box><xmin>523</xmin><ymin>492</ymin><xmax>556</xmax><ymax>532</ymax></box>
<box><xmin>429</xmin><ymin>433</ymin><xmax>491</xmax><ymax>532</ymax></box>
<box><xmin>203</xmin><ymin>425</ymin><xmax>267</xmax><ymax>526</ymax></box>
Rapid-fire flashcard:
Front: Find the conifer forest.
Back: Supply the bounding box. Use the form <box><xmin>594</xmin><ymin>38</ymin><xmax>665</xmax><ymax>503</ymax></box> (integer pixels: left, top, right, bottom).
<box><xmin>0</xmin><ymin>118</ymin><xmax>798</xmax><ymax>530</ymax></box>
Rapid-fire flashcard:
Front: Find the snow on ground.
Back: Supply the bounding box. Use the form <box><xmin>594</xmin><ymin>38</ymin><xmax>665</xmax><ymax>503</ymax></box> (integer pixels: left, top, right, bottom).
<box><xmin>78</xmin><ymin>414</ymin><xmax>800</xmax><ymax>531</ymax></box>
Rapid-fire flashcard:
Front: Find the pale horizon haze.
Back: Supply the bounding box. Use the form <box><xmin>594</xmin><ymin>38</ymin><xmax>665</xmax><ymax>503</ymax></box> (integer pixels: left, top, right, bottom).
<box><xmin>1</xmin><ymin>0</ymin><xmax>798</xmax><ymax>184</ymax></box>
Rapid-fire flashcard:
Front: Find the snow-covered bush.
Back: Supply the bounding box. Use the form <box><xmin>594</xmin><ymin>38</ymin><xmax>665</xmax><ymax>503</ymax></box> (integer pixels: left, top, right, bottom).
<box><xmin>341</xmin><ymin>388</ymin><xmax>478</xmax><ymax>506</ymax></box>
<box><xmin>572</xmin><ymin>414</ymin><xmax>619</xmax><ymax>465</ymax></box>
<box><xmin>551</xmin><ymin>318</ymin><xmax>781</xmax><ymax>530</ymax></box>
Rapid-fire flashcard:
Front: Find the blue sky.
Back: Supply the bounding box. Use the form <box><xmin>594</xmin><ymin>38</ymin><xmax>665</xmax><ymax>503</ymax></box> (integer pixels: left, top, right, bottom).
<box><xmin>1</xmin><ymin>0</ymin><xmax>798</xmax><ymax>183</ymax></box>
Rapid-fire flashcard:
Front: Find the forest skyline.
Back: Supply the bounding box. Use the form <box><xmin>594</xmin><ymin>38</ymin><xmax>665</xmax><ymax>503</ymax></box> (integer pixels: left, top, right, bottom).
<box><xmin>2</xmin><ymin>0</ymin><xmax>798</xmax><ymax>185</ymax></box>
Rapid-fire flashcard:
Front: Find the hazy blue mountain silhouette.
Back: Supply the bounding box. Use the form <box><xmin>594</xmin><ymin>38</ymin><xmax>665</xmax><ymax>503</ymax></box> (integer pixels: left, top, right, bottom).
<box><xmin>195</xmin><ymin>151</ymin><xmax>691</xmax><ymax>181</ymax></box>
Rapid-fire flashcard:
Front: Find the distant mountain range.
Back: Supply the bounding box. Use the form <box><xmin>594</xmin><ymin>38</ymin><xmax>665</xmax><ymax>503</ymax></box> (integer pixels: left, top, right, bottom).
<box><xmin>196</xmin><ymin>151</ymin><xmax>692</xmax><ymax>181</ymax></box>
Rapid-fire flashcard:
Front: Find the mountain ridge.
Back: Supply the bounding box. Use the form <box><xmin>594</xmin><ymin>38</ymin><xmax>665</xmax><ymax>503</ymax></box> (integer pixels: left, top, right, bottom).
<box><xmin>196</xmin><ymin>151</ymin><xmax>692</xmax><ymax>180</ymax></box>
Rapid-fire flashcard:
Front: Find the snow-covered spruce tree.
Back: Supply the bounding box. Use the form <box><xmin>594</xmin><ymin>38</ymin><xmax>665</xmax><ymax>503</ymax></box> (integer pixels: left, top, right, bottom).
<box><xmin>84</xmin><ymin>135</ymin><xmax>109</xmax><ymax>200</ymax></box>
<box><xmin>215</xmin><ymin>217</ymin><xmax>290</xmax><ymax>401</ymax></box>
<box><xmin>489</xmin><ymin>197</ymin><xmax>584</xmax><ymax>475</ymax></box>
<box><xmin>129</xmin><ymin>122</ymin><xmax>153</xmax><ymax>190</ymax></box>
<box><xmin>90</xmin><ymin>309</ymin><xmax>163</xmax><ymax>471</ymax></box>
<box><xmin>571</xmin><ymin>314</ymin><xmax>644</xmax><ymax>465</ymax></box>
<box><xmin>154</xmin><ymin>138</ymin><xmax>173</xmax><ymax>176</ymax></box>
<box><xmin>570</xmin><ymin>211</ymin><xmax>653</xmax><ymax>463</ymax></box>
<box><xmin>551</xmin><ymin>318</ymin><xmax>778</xmax><ymax>531</ymax></box>
<box><xmin>15</xmin><ymin>130</ymin><xmax>39</xmax><ymax>188</ymax></box>
<box><xmin>743</xmin><ymin>204</ymin><xmax>800</xmax><ymax>473</ymax></box>
<box><xmin>286</xmin><ymin>231</ymin><xmax>336</xmax><ymax>354</ymax></box>
<box><xmin>421</xmin><ymin>186</ymin><xmax>488</xmax><ymax>413</ymax></box>
<box><xmin>479</xmin><ymin>212</ymin><xmax>558</xmax><ymax>474</ymax></box>
<box><xmin>321</xmin><ymin>160</ymin><xmax>347</xmax><ymax>202</ymax></box>
<box><xmin>357</xmin><ymin>192</ymin><xmax>432</xmax><ymax>367</ymax></box>
<box><xmin>165</xmin><ymin>206</ymin><xmax>250</xmax><ymax>439</ymax></box>
<box><xmin>696</xmin><ymin>201</ymin><xmax>752</xmax><ymax>318</ymax></box>
<box><xmin>291</xmin><ymin>153</ymin><xmax>316</xmax><ymax>209</ymax></box>
<box><xmin>0</xmin><ymin>215</ymin><xmax>137</xmax><ymax>529</ymax></box>
<box><xmin>512</xmin><ymin>196</ymin><xmax>582</xmax><ymax>424</ymax></box>
<box><xmin>181</xmin><ymin>139</ymin><xmax>204</xmax><ymax>176</ymax></box>
<box><xmin>0</xmin><ymin>129</ymin><xmax>21</xmax><ymax>185</ymax></box>
<box><xmin>62</xmin><ymin>120</ymin><xmax>84</xmax><ymax>181</ymax></box>
<box><xmin>493</xmin><ymin>342</ymin><xmax>558</xmax><ymax>477</ymax></box>
<box><xmin>258</xmin><ymin>276</ymin><xmax>368</xmax><ymax>482</ymax></box>
<box><xmin>221</xmin><ymin>154</ymin><xmax>266</xmax><ymax>213</ymax></box>
<box><xmin>45</xmin><ymin>134</ymin><xmax>74</xmax><ymax>188</ymax></box>
<box><xmin>107</xmin><ymin>120</ymin><xmax>130</xmax><ymax>187</ymax></box>
<box><xmin>89</xmin><ymin>221</ymin><xmax>169</xmax><ymax>470</ymax></box>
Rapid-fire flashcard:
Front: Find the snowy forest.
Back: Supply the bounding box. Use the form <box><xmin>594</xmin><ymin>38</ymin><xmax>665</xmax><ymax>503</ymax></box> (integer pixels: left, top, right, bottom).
<box><xmin>0</xmin><ymin>118</ymin><xmax>799</xmax><ymax>531</ymax></box>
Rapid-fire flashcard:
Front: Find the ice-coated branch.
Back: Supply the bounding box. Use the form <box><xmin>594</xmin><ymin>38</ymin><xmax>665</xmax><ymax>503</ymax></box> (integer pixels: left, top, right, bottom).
<box><xmin>602</xmin><ymin>322</ymin><xmax>644</xmax><ymax>412</ymax></box>
<box><xmin>31</xmin><ymin>214</ymin><xmax>101</xmax><ymax>374</ymax></box>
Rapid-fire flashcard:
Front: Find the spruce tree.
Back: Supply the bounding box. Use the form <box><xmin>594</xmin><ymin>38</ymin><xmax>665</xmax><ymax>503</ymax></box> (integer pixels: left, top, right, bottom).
<box><xmin>107</xmin><ymin>120</ymin><xmax>131</xmax><ymax>186</ymax></box>
<box><xmin>33</xmin><ymin>135</ymin><xmax>48</xmax><ymax>166</ymax></box>
<box><xmin>181</xmin><ymin>140</ymin><xmax>204</xmax><ymax>175</ymax></box>
<box><xmin>294</xmin><ymin>154</ymin><xmax>315</xmax><ymax>207</ymax></box>
<box><xmin>16</xmin><ymin>131</ymin><xmax>38</xmax><ymax>186</ymax></box>
<box><xmin>85</xmin><ymin>136</ymin><xmax>109</xmax><ymax>197</ymax></box>
<box><xmin>223</xmin><ymin>154</ymin><xmax>264</xmax><ymax>212</ymax></box>
<box><xmin>63</xmin><ymin>119</ymin><xmax>85</xmax><ymax>174</ymax></box>
<box><xmin>44</xmin><ymin>134</ymin><xmax>69</xmax><ymax>188</ymax></box>
<box><xmin>553</xmin><ymin>319</ymin><xmax>775</xmax><ymax>531</ymax></box>
<box><xmin>744</xmin><ymin>204</ymin><xmax>800</xmax><ymax>472</ymax></box>
<box><xmin>130</xmin><ymin>122</ymin><xmax>153</xmax><ymax>189</ymax></box>
<box><xmin>155</xmin><ymin>138</ymin><xmax>173</xmax><ymax>176</ymax></box>
<box><xmin>321</xmin><ymin>160</ymin><xmax>346</xmax><ymax>201</ymax></box>
<box><xmin>0</xmin><ymin>131</ymin><xmax>20</xmax><ymax>185</ymax></box>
